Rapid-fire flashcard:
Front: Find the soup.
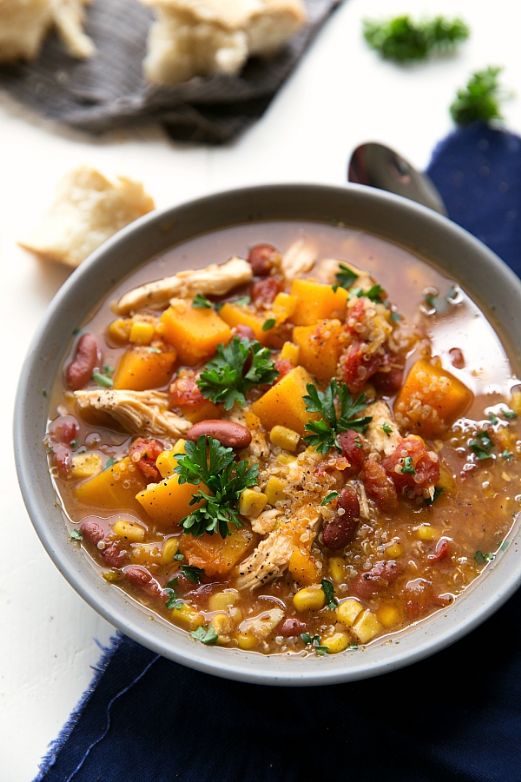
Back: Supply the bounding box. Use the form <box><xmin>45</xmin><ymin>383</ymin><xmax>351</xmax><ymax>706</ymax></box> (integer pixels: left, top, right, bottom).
<box><xmin>45</xmin><ymin>222</ymin><xmax>521</xmax><ymax>656</ymax></box>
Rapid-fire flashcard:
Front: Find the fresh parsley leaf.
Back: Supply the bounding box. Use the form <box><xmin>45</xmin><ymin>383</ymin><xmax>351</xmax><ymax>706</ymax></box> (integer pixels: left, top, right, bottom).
<box><xmin>174</xmin><ymin>552</ymin><xmax>185</xmax><ymax>561</ymax></box>
<box><xmin>424</xmin><ymin>486</ymin><xmax>444</xmax><ymax>506</ymax></box>
<box><xmin>175</xmin><ymin>436</ymin><xmax>258</xmax><ymax>537</ymax></box>
<box><xmin>363</xmin><ymin>15</ymin><xmax>469</xmax><ymax>63</ymax></box>
<box><xmin>192</xmin><ymin>293</ymin><xmax>213</xmax><ymax>309</ymax></box>
<box><xmin>69</xmin><ymin>529</ymin><xmax>83</xmax><ymax>541</ymax></box>
<box><xmin>502</xmin><ymin>407</ymin><xmax>517</xmax><ymax>420</ymax></box>
<box><xmin>230</xmin><ymin>295</ymin><xmax>251</xmax><ymax>307</ymax></box>
<box><xmin>382</xmin><ymin>422</ymin><xmax>393</xmax><ymax>436</ymax></box>
<box><xmin>357</xmin><ymin>284</ymin><xmax>384</xmax><ymax>302</ymax></box>
<box><xmin>401</xmin><ymin>456</ymin><xmax>416</xmax><ymax>475</ymax></box>
<box><xmin>191</xmin><ymin>625</ymin><xmax>219</xmax><ymax>645</ymax></box>
<box><xmin>469</xmin><ymin>430</ymin><xmax>494</xmax><ymax>460</ymax></box>
<box><xmin>197</xmin><ymin>336</ymin><xmax>279</xmax><ymax>411</ymax></box>
<box><xmin>180</xmin><ymin>565</ymin><xmax>204</xmax><ymax>583</ymax></box>
<box><xmin>102</xmin><ymin>365</ymin><xmax>114</xmax><ymax>376</ymax></box>
<box><xmin>474</xmin><ymin>550</ymin><xmax>495</xmax><ymax>566</ymax></box>
<box><xmin>321</xmin><ymin>491</ymin><xmax>339</xmax><ymax>506</ymax></box>
<box><xmin>501</xmin><ymin>450</ymin><xmax>513</xmax><ymax>460</ymax></box>
<box><xmin>488</xmin><ymin>413</ymin><xmax>500</xmax><ymax>425</ymax></box>
<box><xmin>450</xmin><ymin>66</ymin><xmax>506</xmax><ymax>126</ymax></box>
<box><xmin>164</xmin><ymin>578</ymin><xmax>183</xmax><ymax>609</ymax></box>
<box><xmin>335</xmin><ymin>263</ymin><xmax>358</xmax><ymax>290</ymax></box>
<box><xmin>321</xmin><ymin>578</ymin><xmax>338</xmax><ymax>610</ymax></box>
<box><xmin>262</xmin><ymin>318</ymin><xmax>276</xmax><ymax>331</ymax></box>
<box><xmin>92</xmin><ymin>370</ymin><xmax>113</xmax><ymax>388</ymax></box>
<box><xmin>300</xmin><ymin>632</ymin><xmax>329</xmax><ymax>656</ymax></box>
<box><xmin>390</xmin><ymin>310</ymin><xmax>401</xmax><ymax>322</ymax></box>
<box><xmin>303</xmin><ymin>380</ymin><xmax>372</xmax><ymax>453</ymax></box>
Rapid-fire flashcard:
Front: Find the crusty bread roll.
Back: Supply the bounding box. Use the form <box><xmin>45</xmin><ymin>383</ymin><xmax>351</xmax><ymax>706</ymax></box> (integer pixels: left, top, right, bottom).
<box><xmin>142</xmin><ymin>0</ymin><xmax>307</xmax><ymax>85</ymax></box>
<box><xmin>19</xmin><ymin>167</ymin><xmax>155</xmax><ymax>268</ymax></box>
<box><xmin>0</xmin><ymin>0</ymin><xmax>95</xmax><ymax>63</ymax></box>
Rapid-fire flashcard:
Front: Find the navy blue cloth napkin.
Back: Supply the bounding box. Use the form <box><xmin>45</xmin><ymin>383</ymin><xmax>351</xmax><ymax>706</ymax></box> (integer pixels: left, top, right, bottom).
<box><xmin>37</xmin><ymin>123</ymin><xmax>521</xmax><ymax>782</ymax></box>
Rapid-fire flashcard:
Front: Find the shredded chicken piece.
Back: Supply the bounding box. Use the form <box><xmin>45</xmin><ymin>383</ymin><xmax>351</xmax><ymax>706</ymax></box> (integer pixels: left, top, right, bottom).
<box><xmin>114</xmin><ymin>256</ymin><xmax>252</xmax><ymax>315</ymax></box>
<box><xmin>251</xmin><ymin>508</ymin><xmax>280</xmax><ymax>535</ymax></box>
<box><xmin>365</xmin><ymin>400</ymin><xmax>401</xmax><ymax>456</ymax></box>
<box><xmin>238</xmin><ymin>608</ymin><xmax>284</xmax><ymax>641</ymax></box>
<box><xmin>73</xmin><ymin>389</ymin><xmax>191</xmax><ymax>438</ymax></box>
<box><xmin>237</xmin><ymin>504</ymin><xmax>319</xmax><ymax>591</ymax></box>
<box><xmin>280</xmin><ymin>239</ymin><xmax>316</xmax><ymax>280</ymax></box>
<box><xmin>355</xmin><ymin>480</ymin><xmax>371</xmax><ymax>520</ymax></box>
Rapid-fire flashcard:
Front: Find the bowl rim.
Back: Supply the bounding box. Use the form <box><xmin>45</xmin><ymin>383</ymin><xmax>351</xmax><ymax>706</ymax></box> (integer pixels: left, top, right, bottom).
<box><xmin>14</xmin><ymin>182</ymin><xmax>521</xmax><ymax>686</ymax></box>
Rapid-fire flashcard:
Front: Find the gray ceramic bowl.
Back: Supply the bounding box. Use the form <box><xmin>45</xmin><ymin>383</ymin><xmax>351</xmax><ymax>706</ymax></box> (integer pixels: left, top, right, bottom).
<box><xmin>14</xmin><ymin>184</ymin><xmax>521</xmax><ymax>686</ymax></box>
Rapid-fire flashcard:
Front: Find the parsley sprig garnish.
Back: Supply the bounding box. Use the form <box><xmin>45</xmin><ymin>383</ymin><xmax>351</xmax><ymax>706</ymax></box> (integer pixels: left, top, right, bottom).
<box><xmin>303</xmin><ymin>380</ymin><xmax>372</xmax><ymax>454</ymax></box>
<box><xmin>321</xmin><ymin>578</ymin><xmax>338</xmax><ymax>610</ymax></box>
<box><xmin>363</xmin><ymin>15</ymin><xmax>469</xmax><ymax>63</ymax></box>
<box><xmin>300</xmin><ymin>632</ymin><xmax>329</xmax><ymax>656</ymax></box>
<box><xmin>192</xmin><ymin>293</ymin><xmax>213</xmax><ymax>309</ymax></box>
<box><xmin>469</xmin><ymin>430</ymin><xmax>495</xmax><ymax>460</ymax></box>
<box><xmin>334</xmin><ymin>263</ymin><xmax>358</xmax><ymax>291</ymax></box>
<box><xmin>175</xmin><ymin>436</ymin><xmax>258</xmax><ymax>537</ymax></box>
<box><xmin>191</xmin><ymin>625</ymin><xmax>219</xmax><ymax>645</ymax></box>
<box><xmin>164</xmin><ymin>578</ymin><xmax>183</xmax><ymax>610</ymax></box>
<box><xmin>354</xmin><ymin>284</ymin><xmax>385</xmax><ymax>302</ymax></box>
<box><xmin>450</xmin><ymin>67</ymin><xmax>506</xmax><ymax>126</ymax></box>
<box><xmin>197</xmin><ymin>336</ymin><xmax>279</xmax><ymax>411</ymax></box>
<box><xmin>180</xmin><ymin>565</ymin><xmax>204</xmax><ymax>583</ymax></box>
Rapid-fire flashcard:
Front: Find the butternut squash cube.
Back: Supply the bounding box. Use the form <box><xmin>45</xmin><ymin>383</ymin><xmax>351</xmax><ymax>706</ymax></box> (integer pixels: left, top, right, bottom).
<box><xmin>135</xmin><ymin>473</ymin><xmax>205</xmax><ymax>529</ymax></box>
<box><xmin>290</xmin><ymin>279</ymin><xmax>348</xmax><ymax>326</ymax></box>
<box><xmin>179</xmin><ymin>527</ymin><xmax>255</xmax><ymax>577</ymax></box>
<box><xmin>251</xmin><ymin>365</ymin><xmax>314</xmax><ymax>435</ymax></box>
<box><xmin>395</xmin><ymin>359</ymin><xmax>473</xmax><ymax>437</ymax></box>
<box><xmin>289</xmin><ymin>548</ymin><xmax>320</xmax><ymax>585</ymax></box>
<box><xmin>75</xmin><ymin>456</ymin><xmax>146</xmax><ymax>512</ymax></box>
<box><xmin>218</xmin><ymin>302</ymin><xmax>267</xmax><ymax>343</ymax></box>
<box><xmin>156</xmin><ymin>440</ymin><xmax>186</xmax><ymax>479</ymax></box>
<box><xmin>113</xmin><ymin>348</ymin><xmax>177</xmax><ymax>391</ymax></box>
<box><xmin>293</xmin><ymin>319</ymin><xmax>343</xmax><ymax>380</ymax></box>
<box><xmin>279</xmin><ymin>341</ymin><xmax>300</xmax><ymax>365</ymax></box>
<box><xmin>160</xmin><ymin>300</ymin><xmax>231</xmax><ymax>365</ymax></box>
<box><xmin>272</xmin><ymin>292</ymin><xmax>297</xmax><ymax>323</ymax></box>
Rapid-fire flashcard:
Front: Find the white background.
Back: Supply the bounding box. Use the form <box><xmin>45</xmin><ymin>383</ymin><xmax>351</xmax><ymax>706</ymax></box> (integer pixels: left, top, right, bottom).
<box><xmin>1</xmin><ymin>0</ymin><xmax>520</xmax><ymax>778</ymax></box>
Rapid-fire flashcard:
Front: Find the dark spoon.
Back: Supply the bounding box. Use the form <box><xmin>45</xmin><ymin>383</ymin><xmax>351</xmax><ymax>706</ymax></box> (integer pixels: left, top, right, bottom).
<box><xmin>348</xmin><ymin>142</ymin><xmax>447</xmax><ymax>215</ymax></box>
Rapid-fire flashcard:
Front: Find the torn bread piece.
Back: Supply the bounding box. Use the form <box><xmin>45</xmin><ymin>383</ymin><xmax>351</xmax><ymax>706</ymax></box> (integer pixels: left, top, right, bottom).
<box><xmin>0</xmin><ymin>0</ymin><xmax>95</xmax><ymax>63</ymax></box>
<box><xmin>114</xmin><ymin>256</ymin><xmax>253</xmax><ymax>315</ymax></box>
<box><xmin>142</xmin><ymin>0</ymin><xmax>307</xmax><ymax>86</ymax></box>
<box><xmin>19</xmin><ymin>167</ymin><xmax>155</xmax><ymax>268</ymax></box>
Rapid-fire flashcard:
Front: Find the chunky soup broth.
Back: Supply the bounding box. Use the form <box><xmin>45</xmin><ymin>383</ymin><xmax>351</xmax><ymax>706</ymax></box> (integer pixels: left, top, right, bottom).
<box><xmin>46</xmin><ymin>222</ymin><xmax>521</xmax><ymax>656</ymax></box>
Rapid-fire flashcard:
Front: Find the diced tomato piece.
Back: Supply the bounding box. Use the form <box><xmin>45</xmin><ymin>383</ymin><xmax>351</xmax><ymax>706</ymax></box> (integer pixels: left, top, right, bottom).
<box><xmin>404</xmin><ymin>578</ymin><xmax>451</xmax><ymax>619</ymax></box>
<box><xmin>339</xmin><ymin>341</ymin><xmax>383</xmax><ymax>394</ymax></box>
<box><xmin>169</xmin><ymin>370</ymin><xmax>205</xmax><ymax>408</ymax></box>
<box><xmin>234</xmin><ymin>324</ymin><xmax>256</xmax><ymax>340</ymax></box>
<box><xmin>382</xmin><ymin>436</ymin><xmax>440</xmax><ymax>495</ymax></box>
<box><xmin>345</xmin><ymin>299</ymin><xmax>368</xmax><ymax>336</ymax></box>
<box><xmin>128</xmin><ymin>437</ymin><xmax>164</xmax><ymax>482</ymax></box>
<box><xmin>361</xmin><ymin>458</ymin><xmax>397</xmax><ymax>509</ymax></box>
<box><xmin>274</xmin><ymin>358</ymin><xmax>293</xmax><ymax>382</ymax></box>
<box><xmin>337</xmin><ymin>430</ymin><xmax>367</xmax><ymax>472</ymax></box>
<box><xmin>428</xmin><ymin>537</ymin><xmax>452</xmax><ymax>562</ymax></box>
<box><xmin>351</xmin><ymin>560</ymin><xmax>401</xmax><ymax>599</ymax></box>
<box><xmin>372</xmin><ymin>358</ymin><xmax>405</xmax><ymax>395</ymax></box>
<box><xmin>251</xmin><ymin>276</ymin><xmax>284</xmax><ymax>307</ymax></box>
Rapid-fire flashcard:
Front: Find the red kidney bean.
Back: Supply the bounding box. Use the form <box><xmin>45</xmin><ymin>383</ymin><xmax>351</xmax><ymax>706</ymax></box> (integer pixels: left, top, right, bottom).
<box><xmin>251</xmin><ymin>276</ymin><xmax>283</xmax><ymax>307</ymax></box>
<box><xmin>123</xmin><ymin>566</ymin><xmax>164</xmax><ymax>597</ymax></box>
<box><xmin>278</xmin><ymin>617</ymin><xmax>307</xmax><ymax>637</ymax></box>
<box><xmin>128</xmin><ymin>437</ymin><xmax>164</xmax><ymax>482</ymax></box>
<box><xmin>102</xmin><ymin>541</ymin><xmax>128</xmax><ymax>568</ymax></box>
<box><xmin>247</xmin><ymin>243</ymin><xmax>280</xmax><ymax>276</ymax></box>
<box><xmin>80</xmin><ymin>519</ymin><xmax>128</xmax><ymax>567</ymax></box>
<box><xmin>186</xmin><ymin>419</ymin><xmax>252</xmax><ymax>449</ymax></box>
<box><xmin>337</xmin><ymin>430</ymin><xmax>367</xmax><ymax>472</ymax></box>
<box><xmin>352</xmin><ymin>560</ymin><xmax>401</xmax><ymax>599</ymax></box>
<box><xmin>234</xmin><ymin>324</ymin><xmax>256</xmax><ymax>341</ymax></box>
<box><xmin>66</xmin><ymin>333</ymin><xmax>101</xmax><ymax>390</ymax></box>
<box><xmin>449</xmin><ymin>347</ymin><xmax>465</xmax><ymax>369</ymax></box>
<box><xmin>49</xmin><ymin>415</ymin><xmax>80</xmax><ymax>444</ymax></box>
<box><xmin>49</xmin><ymin>442</ymin><xmax>72</xmax><ymax>476</ymax></box>
<box><xmin>372</xmin><ymin>366</ymin><xmax>404</xmax><ymax>395</ymax></box>
<box><xmin>80</xmin><ymin>519</ymin><xmax>105</xmax><ymax>545</ymax></box>
<box><xmin>322</xmin><ymin>486</ymin><xmax>360</xmax><ymax>550</ymax></box>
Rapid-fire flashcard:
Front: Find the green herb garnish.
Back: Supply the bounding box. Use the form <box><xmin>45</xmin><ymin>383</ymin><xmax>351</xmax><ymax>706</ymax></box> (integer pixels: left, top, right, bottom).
<box><xmin>303</xmin><ymin>380</ymin><xmax>372</xmax><ymax>454</ymax></box>
<box><xmin>180</xmin><ymin>565</ymin><xmax>204</xmax><ymax>583</ymax></box>
<box><xmin>321</xmin><ymin>578</ymin><xmax>338</xmax><ymax>610</ymax></box>
<box><xmin>502</xmin><ymin>407</ymin><xmax>517</xmax><ymax>420</ymax></box>
<box><xmin>174</xmin><ymin>552</ymin><xmax>185</xmax><ymax>561</ymax></box>
<box><xmin>450</xmin><ymin>66</ymin><xmax>506</xmax><ymax>126</ymax></box>
<box><xmin>356</xmin><ymin>284</ymin><xmax>384</xmax><ymax>302</ymax></box>
<box><xmin>175</xmin><ymin>436</ymin><xmax>258</xmax><ymax>538</ymax></box>
<box><xmin>300</xmin><ymin>632</ymin><xmax>329</xmax><ymax>656</ymax></box>
<box><xmin>321</xmin><ymin>491</ymin><xmax>339</xmax><ymax>506</ymax></box>
<box><xmin>92</xmin><ymin>370</ymin><xmax>113</xmax><ymax>388</ymax></box>
<box><xmin>363</xmin><ymin>15</ymin><xmax>469</xmax><ymax>63</ymax></box>
<box><xmin>390</xmin><ymin>311</ymin><xmax>401</xmax><ymax>322</ymax></box>
<box><xmin>401</xmin><ymin>456</ymin><xmax>416</xmax><ymax>475</ymax></box>
<box><xmin>104</xmin><ymin>457</ymin><xmax>117</xmax><ymax>470</ymax></box>
<box><xmin>197</xmin><ymin>336</ymin><xmax>279</xmax><ymax>411</ymax></box>
<box><xmin>469</xmin><ymin>430</ymin><xmax>495</xmax><ymax>460</ymax></box>
<box><xmin>474</xmin><ymin>550</ymin><xmax>495</xmax><ymax>566</ymax></box>
<box><xmin>262</xmin><ymin>318</ymin><xmax>276</xmax><ymax>332</ymax></box>
<box><xmin>382</xmin><ymin>422</ymin><xmax>393</xmax><ymax>436</ymax></box>
<box><xmin>164</xmin><ymin>578</ymin><xmax>183</xmax><ymax>610</ymax></box>
<box><xmin>424</xmin><ymin>486</ymin><xmax>444</xmax><ymax>506</ymax></box>
<box><xmin>192</xmin><ymin>293</ymin><xmax>213</xmax><ymax>309</ymax></box>
<box><xmin>69</xmin><ymin>529</ymin><xmax>83</xmax><ymax>541</ymax></box>
<box><xmin>335</xmin><ymin>263</ymin><xmax>358</xmax><ymax>290</ymax></box>
<box><xmin>501</xmin><ymin>450</ymin><xmax>513</xmax><ymax>460</ymax></box>
<box><xmin>191</xmin><ymin>625</ymin><xmax>219</xmax><ymax>645</ymax></box>
<box><xmin>488</xmin><ymin>413</ymin><xmax>499</xmax><ymax>425</ymax></box>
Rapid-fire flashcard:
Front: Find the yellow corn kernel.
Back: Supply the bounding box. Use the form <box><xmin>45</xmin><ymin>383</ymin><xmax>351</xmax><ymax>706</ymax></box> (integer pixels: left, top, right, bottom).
<box><xmin>279</xmin><ymin>341</ymin><xmax>300</xmax><ymax>365</ymax></box>
<box><xmin>102</xmin><ymin>570</ymin><xmax>121</xmax><ymax>583</ymax></box>
<box><xmin>276</xmin><ymin>453</ymin><xmax>295</xmax><ymax>466</ymax></box>
<box><xmin>229</xmin><ymin>606</ymin><xmax>243</xmax><ymax>624</ymax></box>
<box><xmin>415</xmin><ymin>524</ymin><xmax>438</xmax><ymax>541</ymax></box>
<box><xmin>293</xmin><ymin>585</ymin><xmax>326</xmax><ymax>612</ymax></box>
<box><xmin>208</xmin><ymin>589</ymin><xmax>240</xmax><ymax>612</ymax></box>
<box><xmin>510</xmin><ymin>391</ymin><xmax>521</xmax><ymax>416</ymax></box>
<box><xmin>130</xmin><ymin>542</ymin><xmax>161</xmax><ymax>564</ymax></box>
<box><xmin>236</xmin><ymin>632</ymin><xmax>258</xmax><ymax>650</ymax></box>
<box><xmin>71</xmin><ymin>452</ymin><xmax>103</xmax><ymax>480</ymax></box>
<box><xmin>239</xmin><ymin>488</ymin><xmax>268</xmax><ymax>518</ymax></box>
<box><xmin>161</xmin><ymin>537</ymin><xmax>179</xmax><ymax>564</ymax></box>
<box><xmin>156</xmin><ymin>440</ymin><xmax>186</xmax><ymax>478</ymax></box>
<box><xmin>107</xmin><ymin>318</ymin><xmax>131</xmax><ymax>343</ymax></box>
<box><xmin>351</xmin><ymin>610</ymin><xmax>382</xmax><ymax>644</ymax></box>
<box><xmin>329</xmin><ymin>557</ymin><xmax>345</xmax><ymax>585</ymax></box>
<box><xmin>265</xmin><ymin>475</ymin><xmax>286</xmax><ymax>505</ymax></box>
<box><xmin>211</xmin><ymin>612</ymin><xmax>233</xmax><ymax>642</ymax></box>
<box><xmin>438</xmin><ymin>463</ymin><xmax>456</xmax><ymax>494</ymax></box>
<box><xmin>321</xmin><ymin>631</ymin><xmax>351</xmax><ymax>654</ymax></box>
<box><xmin>171</xmin><ymin>603</ymin><xmax>204</xmax><ymax>630</ymax></box>
<box><xmin>336</xmin><ymin>598</ymin><xmax>363</xmax><ymax>628</ymax></box>
<box><xmin>269</xmin><ymin>425</ymin><xmax>300</xmax><ymax>452</ymax></box>
<box><xmin>377</xmin><ymin>604</ymin><xmax>402</xmax><ymax>628</ymax></box>
<box><xmin>129</xmin><ymin>320</ymin><xmax>155</xmax><ymax>345</ymax></box>
<box><xmin>112</xmin><ymin>519</ymin><xmax>145</xmax><ymax>542</ymax></box>
<box><xmin>385</xmin><ymin>542</ymin><xmax>403</xmax><ymax>559</ymax></box>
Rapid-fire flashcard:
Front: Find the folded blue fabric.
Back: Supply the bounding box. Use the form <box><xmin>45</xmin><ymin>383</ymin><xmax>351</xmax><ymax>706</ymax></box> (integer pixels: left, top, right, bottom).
<box><xmin>36</xmin><ymin>123</ymin><xmax>521</xmax><ymax>782</ymax></box>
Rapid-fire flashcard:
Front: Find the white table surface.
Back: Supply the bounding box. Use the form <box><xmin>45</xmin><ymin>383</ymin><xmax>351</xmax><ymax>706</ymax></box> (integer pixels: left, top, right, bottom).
<box><xmin>2</xmin><ymin>0</ymin><xmax>520</xmax><ymax>778</ymax></box>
